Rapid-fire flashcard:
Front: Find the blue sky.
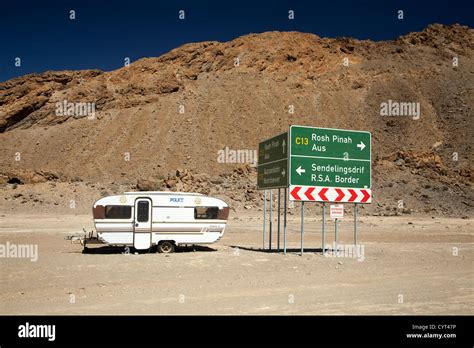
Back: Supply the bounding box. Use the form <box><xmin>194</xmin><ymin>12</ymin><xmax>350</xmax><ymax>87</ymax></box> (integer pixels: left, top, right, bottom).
<box><xmin>1</xmin><ymin>0</ymin><xmax>472</xmax><ymax>82</ymax></box>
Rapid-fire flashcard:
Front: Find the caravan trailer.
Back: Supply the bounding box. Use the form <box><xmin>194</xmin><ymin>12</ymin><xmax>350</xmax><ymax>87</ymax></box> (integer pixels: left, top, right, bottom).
<box><xmin>80</xmin><ymin>192</ymin><xmax>229</xmax><ymax>253</ymax></box>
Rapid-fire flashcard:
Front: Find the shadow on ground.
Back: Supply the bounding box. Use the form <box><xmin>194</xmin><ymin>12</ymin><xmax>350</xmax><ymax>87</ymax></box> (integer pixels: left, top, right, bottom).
<box><xmin>68</xmin><ymin>244</ymin><xmax>217</xmax><ymax>255</ymax></box>
<box><xmin>228</xmin><ymin>245</ymin><xmax>326</xmax><ymax>254</ymax></box>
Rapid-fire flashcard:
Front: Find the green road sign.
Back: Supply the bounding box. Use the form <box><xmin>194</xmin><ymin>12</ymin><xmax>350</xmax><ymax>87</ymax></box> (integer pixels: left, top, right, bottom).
<box><xmin>289</xmin><ymin>126</ymin><xmax>371</xmax><ymax>189</ymax></box>
<box><xmin>257</xmin><ymin>132</ymin><xmax>288</xmax><ymax>189</ymax></box>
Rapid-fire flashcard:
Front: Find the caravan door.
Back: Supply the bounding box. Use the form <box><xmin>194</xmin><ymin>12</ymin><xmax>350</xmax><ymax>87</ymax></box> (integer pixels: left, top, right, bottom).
<box><xmin>133</xmin><ymin>198</ymin><xmax>152</xmax><ymax>250</ymax></box>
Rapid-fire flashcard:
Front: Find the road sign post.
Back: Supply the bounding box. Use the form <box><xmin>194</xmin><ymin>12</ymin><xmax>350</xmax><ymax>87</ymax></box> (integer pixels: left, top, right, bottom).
<box><xmin>354</xmin><ymin>203</ymin><xmax>358</xmax><ymax>245</ymax></box>
<box><xmin>322</xmin><ymin>202</ymin><xmax>326</xmax><ymax>254</ymax></box>
<box><xmin>277</xmin><ymin>188</ymin><xmax>281</xmax><ymax>252</ymax></box>
<box><xmin>283</xmin><ymin>188</ymin><xmax>287</xmax><ymax>255</ymax></box>
<box><xmin>300</xmin><ymin>201</ymin><xmax>304</xmax><ymax>256</ymax></box>
<box><xmin>269</xmin><ymin>190</ymin><xmax>273</xmax><ymax>250</ymax></box>
<box><xmin>263</xmin><ymin>190</ymin><xmax>267</xmax><ymax>250</ymax></box>
<box><xmin>259</xmin><ymin>125</ymin><xmax>372</xmax><ymax>256</ymax></box>
<box><xmin>258</xmin><ymin>133</ymin><xmax>288</xmax><ymax>253</ymax></box>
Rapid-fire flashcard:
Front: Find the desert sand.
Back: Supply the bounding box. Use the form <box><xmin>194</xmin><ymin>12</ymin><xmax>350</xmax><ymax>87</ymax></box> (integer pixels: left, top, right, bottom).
<box><xmin>1</xmin><ymin>211</ymin><xmax>472</xmax><ymax>315</ymax></box>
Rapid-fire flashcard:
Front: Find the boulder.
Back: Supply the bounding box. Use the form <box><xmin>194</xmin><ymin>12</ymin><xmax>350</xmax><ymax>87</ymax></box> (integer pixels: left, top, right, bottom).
<box><xmin>137</xmin><ymin>178</ymin><xmax>156</xmax><ymax>191</ymax></box>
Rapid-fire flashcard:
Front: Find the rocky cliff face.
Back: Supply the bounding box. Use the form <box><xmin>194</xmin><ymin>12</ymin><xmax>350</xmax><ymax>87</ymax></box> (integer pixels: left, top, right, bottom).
<box><xmin>1</xmin><ymin>24</ymin><xmax>472</xmax><ymax>216</ymax></box>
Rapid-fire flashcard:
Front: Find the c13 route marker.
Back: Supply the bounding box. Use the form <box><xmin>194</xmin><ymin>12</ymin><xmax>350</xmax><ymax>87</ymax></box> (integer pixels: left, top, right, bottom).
<box><xmin>289</xmin><ymin>125</ymin><xmax>372</xmax><ymax>203</ymax></box>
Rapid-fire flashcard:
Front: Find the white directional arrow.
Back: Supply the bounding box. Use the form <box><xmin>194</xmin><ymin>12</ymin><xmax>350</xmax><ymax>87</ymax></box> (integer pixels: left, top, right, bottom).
<box><xmin>282</xmin><ymin>139</ymin><xmax>286</xmax><ymax>154</ymax></box>
<box><xmin>296</xmin><ymin>166</ymin><xmax>306</xmax><ymax>176</ymax></box>
<box><xmin>281</xmin><ymin>169</ymin><xmax>286</xmax><ymax>177</ymax></box>
<box><xmin>357</xmin><ymin>141</ymin><xmax>366</xmax><ymax>150</ymax></box>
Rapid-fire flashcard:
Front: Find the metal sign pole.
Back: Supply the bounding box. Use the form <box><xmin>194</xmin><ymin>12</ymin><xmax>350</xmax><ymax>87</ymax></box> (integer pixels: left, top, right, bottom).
<box><xmin>269</xmin><ymin>190</ymin><xmax>273</xmax><ymax>250</ymax></box>
<box><xmin>263</xmin><ymin>190</ymin><xmax>266</xmax><ymax>250</ymax></box>
<box><xmin>283</xmin><ymin>188</ymin><xmax>287</xmax><ymax>255</ymax></box>
<box><xmin>300</xmin><ymin>201</ymin><xmax>305</xmax><ymax>256</ymax></box>
<box><xmin>322</xmin><ymin>202</ymin><xmax>326</xmax><ymax>254</ymax></box>
<box><xmin>335</xmin><ymin>218</ymin><xmax>339</xmax><ymax>256</ymax></box>
<box><xmin>354</xmin><ymin>203</ymin><xmax>358</xmax><ymax>245</ymax></box>
<box><xmin>277</xmin><ymin>188</ymin><xmax>281</xmax><ymax>252</ymax></box>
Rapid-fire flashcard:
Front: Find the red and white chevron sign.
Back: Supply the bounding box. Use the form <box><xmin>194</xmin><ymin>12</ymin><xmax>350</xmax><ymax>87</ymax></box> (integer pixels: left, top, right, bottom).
<box><xmin>289</xmin><ymin>185</ymin><xmax>371</xmax><ymax>203</ymax></box>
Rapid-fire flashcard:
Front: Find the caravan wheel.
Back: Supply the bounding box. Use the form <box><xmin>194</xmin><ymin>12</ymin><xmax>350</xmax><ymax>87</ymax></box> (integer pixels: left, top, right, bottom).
<box><xmin>157</xmin><ymin>241</ymin><xmax>175</xmax><ymax>254</ymax></box>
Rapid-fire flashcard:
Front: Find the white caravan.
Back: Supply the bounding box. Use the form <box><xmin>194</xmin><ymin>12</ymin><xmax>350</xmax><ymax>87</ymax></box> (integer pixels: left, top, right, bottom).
<box><xmin>81</xmin><ymin>192</ymin><xmax>229</xmax><ymax>253</ymax></box>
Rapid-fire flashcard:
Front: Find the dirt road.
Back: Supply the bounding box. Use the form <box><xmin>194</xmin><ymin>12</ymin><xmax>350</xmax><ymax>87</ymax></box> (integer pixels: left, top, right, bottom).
<box><xmin>0</xmin><ymin>212</ymin><xmax>472</xmax><ymax>315</ymax></box>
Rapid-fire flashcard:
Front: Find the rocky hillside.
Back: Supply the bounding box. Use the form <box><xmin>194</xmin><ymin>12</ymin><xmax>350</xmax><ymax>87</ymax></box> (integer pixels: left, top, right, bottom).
<box><xmin>0</xmin><ymin>23</ymin><xmax>473</xmax><ymax>216</ymax></box>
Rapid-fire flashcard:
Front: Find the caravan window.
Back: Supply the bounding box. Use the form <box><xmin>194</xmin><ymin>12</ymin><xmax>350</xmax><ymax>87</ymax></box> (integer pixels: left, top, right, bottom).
<box><xmin>194</xmin><ymin>207</ymin><xmax>219</xmax><ymax>219</ymax></box>
<box><xmin>105</xmin><ymin>205</ymin><xmax>132</xmax><ymax>219</ymax></box>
